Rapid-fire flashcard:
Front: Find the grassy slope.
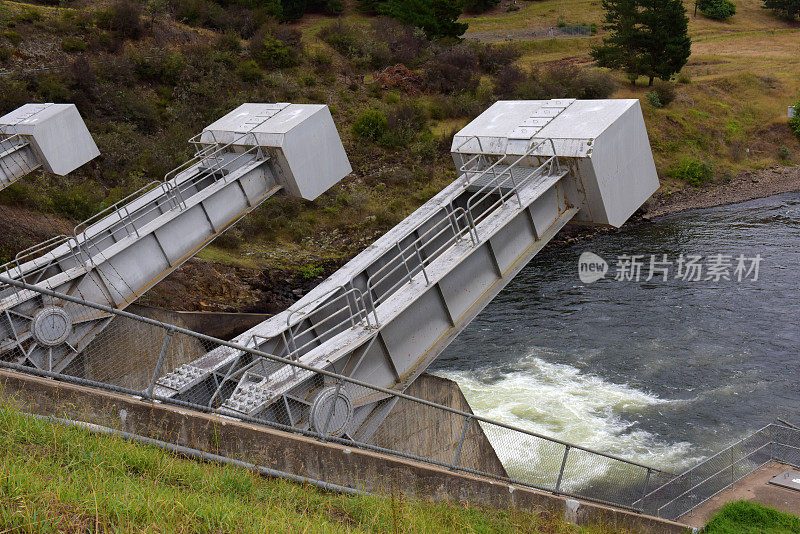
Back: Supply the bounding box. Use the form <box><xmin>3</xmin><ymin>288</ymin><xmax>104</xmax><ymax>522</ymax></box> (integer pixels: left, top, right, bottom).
<box><xmin>0</xmin><ymin>405</ymin><xmax>616</xmax><ymax>533</ymax></box>
<box><xmin>704</xmin><ymin>500</ymin><xmax>800</xmax><ymax>533</ymax></box>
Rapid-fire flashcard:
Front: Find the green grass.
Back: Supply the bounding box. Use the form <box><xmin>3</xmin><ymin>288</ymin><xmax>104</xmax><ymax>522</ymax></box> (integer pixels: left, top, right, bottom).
<box><xmin>704</xmin><ymin>500</ymin><xmax>800</xmax><ymax>533</ymax></box>
<box><xmin>0</xmin><ymin>404</ymin><xmax>620</xmax><ymax>533</ymax></box>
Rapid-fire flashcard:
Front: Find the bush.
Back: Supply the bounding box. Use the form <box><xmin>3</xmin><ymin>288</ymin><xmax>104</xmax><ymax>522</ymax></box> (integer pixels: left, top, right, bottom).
<box><xmin>789</xmin><ymin>102</ymin><xmax>800</xmax><ymax>140</ymax></box>
<box><xmin>697</xmin><ymin>0</ymin><xmax>736</xmax><ymax>18</ymax></box>
<box><xmin>646</xmin><ymin>90</ymin><xmax>663</xmax><ymax>108</ymax></box>
<box><xmin>319</xmin><ymin>20</ymin><xmax>392</xmax><ymax>70</ymax></box>
<box><xmin>0</xmin><ymin>46</ymin><xmax>10</xmax><ymax>63</ymax></box>
<box><xmin>670</xmin><ymin>158</ymin><xmax>713</xmax><ymax>186</ymax></box>
<box><xmin>237</xmin><ymin>59</ymin><xmax>262</xmax><ymax>82</ymax></box>
<box><xmin>473</xmin><ymin>43</ymin><xmax>520</xmax><ymax>74</ymax></box>
<box><xmin>779</xmin><ymin>145</ymin><xmax>791</xmax><ymax>160</ymax></box>
<box><xmin>3</xmin><ymin>30</ymin><xmax>22</xmax><ymax>45</ymax></box>
<box><xmin>250</xmin><ymin>26</ymin><xmax>301</xmax><ymax>69</ymax></box>
<box><xmin>110</xmin><ymin>0</ymin><xmax>143</xmax><ymax>40</ymax></box>
<box><xmin>423</xmin><ymin>45</ymin><xmax>478</xmax><ymax>93</ymax></box>
<box><xmin>15</xmin><ymin>8</ymin><xmax>42</xmax><ymax>24</ymax></box>
<box><xmin>648</xmin><ymin>81</ymin><xmax>676</xmax><ymax>108</ymax></box>
<box><xmin>352</xmin><ymin>109</ymin><xmax>388</xmax><ymax>141</ymax></box>
<box><xmin>61</xmin><ymin>36</ymin><xmax>88</xmax><ymax>52</ymax></box>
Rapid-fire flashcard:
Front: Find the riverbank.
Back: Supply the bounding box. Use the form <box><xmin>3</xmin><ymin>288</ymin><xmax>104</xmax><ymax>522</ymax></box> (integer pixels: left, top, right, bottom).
<box><xmin>645</xmin><ymin>165</ymin><xmax>800</xmax><ymax>218</ymax></box>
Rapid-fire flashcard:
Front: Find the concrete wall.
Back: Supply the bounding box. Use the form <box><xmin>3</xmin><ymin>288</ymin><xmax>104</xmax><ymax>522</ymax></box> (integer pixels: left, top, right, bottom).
<box><xmin>0</xmin><ymin>370</ymin><xmax>688</xmax><ymax>533</ymax></box>
<box><xmin>372</xmin><ymin>373</ymin><xmax>507</xmax><ymax>478</ymax></box>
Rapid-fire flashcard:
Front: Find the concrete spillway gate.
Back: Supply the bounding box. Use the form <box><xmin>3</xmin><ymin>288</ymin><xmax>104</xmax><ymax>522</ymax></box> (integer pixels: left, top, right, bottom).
<box><xmin>0</xmin><ymin>98</ymin><xmax>659</xmax><ymax>442</ymax></box>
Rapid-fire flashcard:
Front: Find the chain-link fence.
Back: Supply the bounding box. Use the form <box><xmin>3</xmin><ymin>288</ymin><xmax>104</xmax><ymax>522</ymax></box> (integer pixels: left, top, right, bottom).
<box><xmin>639</xmin><ymin>424</ymin><xmax>800</xmax><ymax>520</ymax></box>
<box><xmin>0</xmin><ymin>275</ymin><xmax>672</xmax><ymax>513</ymax></box>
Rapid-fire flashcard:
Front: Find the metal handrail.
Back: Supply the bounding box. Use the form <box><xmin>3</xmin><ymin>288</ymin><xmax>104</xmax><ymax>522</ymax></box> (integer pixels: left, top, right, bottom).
<box><xmin>283</xmin><ymin>286</ymin><xmax>376</xmax><ymax>361</ymax></box>
<box><xmin>655</xmin><ymin>441</ymin><xmax>772</xmax><ymax>517</ymax></box>
<box><xmin>366</xmin><ymin>208</ymin><xmax>472</xmax><ymax>309</ymax></box>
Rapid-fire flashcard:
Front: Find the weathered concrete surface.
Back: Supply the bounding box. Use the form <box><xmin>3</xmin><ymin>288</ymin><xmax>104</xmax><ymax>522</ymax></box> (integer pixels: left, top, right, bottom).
<box><xmin>0</xmin><ymin>369</ymin><xmax>688</xmax><ymax>533</ymax></box>
<box><xmin>372</xmin><ymin>373</ymin><xmax>507</xmax><ymax>478</ymax></box>
<box><xmin>679</xmin><ymin>461</ymin><xmax>800</xmax><ymax>529</ymax></box>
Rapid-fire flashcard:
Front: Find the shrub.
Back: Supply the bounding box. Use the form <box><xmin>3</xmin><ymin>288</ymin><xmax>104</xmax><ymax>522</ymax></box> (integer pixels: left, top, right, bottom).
<box><xmin>319</xmin><ymin>20</ymin><xmax>392</xmax><ymax>70</ymax></box>
<box><xmin>646</xmin><ymin>90</ymin><xmax>663</xmax><ymax>108</ymax></box>
<box><xmin>237</xmin><ymin>59</ymin><xmax>262</xmax><ymax>82</ymax></box>
<box><xmin>352</xmin><ymin>109</ymin><xmax>388</xmax><ymax>141</ymax></box>
<box><xmin>15</xmin><ymin>8</ymin><xmax>42</xmax><ymax>24</ymax></box>
<box><xmin>61</xmin><ymin>36</ymin><xmax>88</xmax><ymax>52</ymax></box>
<box><xmin>3</xmin><ymin>30</ymin><xmax>22</xmax><ymax>45</ymax></box>
<box><xmin>677</xmin><ymin>72</ymin><xmax>691</xmax><ymax>84</ymax></box>
<box><xmin>473</xmin><ymin>43</ymin><xmax>521</xmax><ymax>74</ymax></box>
<box><xmin>670</xmin><ymin>158</ymin><xmax>713</xmax><ymax>186</ymax></box>
<box><xmin>370</xmin><ymin>17</ymin><xmax>428</xmax><ymax>66</ymax></box>
<box><xmin>250</xmin><ymin>26</ymin><xmax>301</xmax><ymax>69</ymax></box>
<box><xmin>423</xmin><ymin>45</ymin><xmax>478</xmax><ymax>93</ymax></box>
<box><xmin>0</xmin><ymin>46</ymin><xmax>10</xmax><ymax>63</ymax></box>
<box><xmin>648</xmin><ymin>81</ymin><xmax>676</xmax><ymax>108</ymax></box>
<box><xmin>300</xmin><ymin>264</ymin><xmax>324</xmax><ymax>279</ymax></box>
<box><xmin>110</xmin><ymin>0</ymin><xmax>143</xmax><ymax>40</ymax></box>
<box><xmin>697</xmin><ymin>0</ymin><xmax>736</xmax><ymax>19</ymax></box>
<box><xmin>778</xmin><ymin>145</ymin><xmax>791</xmax><ymax>160</ymax></box>
<box><xmin>789</xmin><ymin>102</ymin><xmax>800</xmax><ymax>140</ymax></box>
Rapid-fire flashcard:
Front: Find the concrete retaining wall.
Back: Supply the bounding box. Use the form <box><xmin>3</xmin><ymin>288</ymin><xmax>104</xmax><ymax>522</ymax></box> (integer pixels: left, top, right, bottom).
<box><xmin>0</xmin><ymin>369</ymin><xmax>688</xmax><ymax>533</ymax></box>
<box><xmin>372</xmin><ymin>373</ymin><xmax>507</xmax><ymax>478</ymax></box>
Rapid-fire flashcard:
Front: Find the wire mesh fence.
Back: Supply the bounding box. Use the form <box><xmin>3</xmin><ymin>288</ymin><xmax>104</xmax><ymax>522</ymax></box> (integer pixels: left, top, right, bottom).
<box><xmin>0</xmin><ymin>275</ymin><xmax>673</xmax><ymax>513</ymax></box>
<box><xmin>639</xmin><ymin>424</ymin><xmax>800</xmax><ymax>520</ymax></box>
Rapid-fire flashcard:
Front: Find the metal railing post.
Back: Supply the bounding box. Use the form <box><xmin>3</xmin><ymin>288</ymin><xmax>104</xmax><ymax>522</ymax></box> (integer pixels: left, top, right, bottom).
<box><xmin>145</xmin><ymin>327</ymin><xmax>175</xmax><ymax>399</ymax></box>
<box><xmin>452</xmin><ymin>415</ymin><xmax>472</xmax><ymax>468</ymax></box>
<box><xmin>555</xmin><ymin>445</ymin><xmax>571</xmax><ymax>493</ymax></box>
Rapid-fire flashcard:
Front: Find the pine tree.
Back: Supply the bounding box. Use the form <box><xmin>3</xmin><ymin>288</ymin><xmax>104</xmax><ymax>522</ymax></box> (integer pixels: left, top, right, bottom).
<box><xmin>378</xmin><ymin>0</ymin><xmax>468</xmax><ymax>39</ymax></box>
<box><xmin>590</xmin><ymin>0</ymin><xmax>691</xmax><ymax>86</ymax></box>
<box><xmin>763</xmin><ymin>0</ymin><xmax>800</xmax><ymax>20</ymax></box>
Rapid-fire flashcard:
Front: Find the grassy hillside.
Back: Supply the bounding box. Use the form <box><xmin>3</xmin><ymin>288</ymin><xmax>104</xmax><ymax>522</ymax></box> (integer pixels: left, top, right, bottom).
<box><xmin>0</xmin><ymin>404</ymin><xmax>617</xmax><ymax>533</ymax></box>
<box><xmin>0</xmin><ymin>0</ymin><xmax>798</xmax><ymax>310</ymax></box>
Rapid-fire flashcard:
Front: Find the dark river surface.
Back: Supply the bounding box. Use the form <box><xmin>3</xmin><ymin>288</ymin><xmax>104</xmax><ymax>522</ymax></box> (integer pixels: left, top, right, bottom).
<box><xmin>431</xmin><ymin>191</ymin><xmax>800</xmax><ymax>473</ymax></box>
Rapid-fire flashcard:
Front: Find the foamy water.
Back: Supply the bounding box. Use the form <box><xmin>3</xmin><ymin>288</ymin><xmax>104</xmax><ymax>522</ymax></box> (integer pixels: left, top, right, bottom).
<box><xmin>437</xmin><ymin>351</ymin><xmax>699</xmax><ymax>484</ymax></box>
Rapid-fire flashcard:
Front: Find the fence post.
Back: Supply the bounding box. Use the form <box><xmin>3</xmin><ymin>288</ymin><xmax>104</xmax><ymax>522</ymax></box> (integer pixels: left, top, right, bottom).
<box><xmin>145</xmin><ymin>327</ymin><xmax>174</xmax><ymax>399</ymax></box>
<box><xmin>555</xmin><ymin>445</ymin><xmax>571</xmax><ymax>493</ymax></box>
<box><xmin>451</xmin><ymin>415</ymin><xmax>472</xmax><ymax>469</ymax></box>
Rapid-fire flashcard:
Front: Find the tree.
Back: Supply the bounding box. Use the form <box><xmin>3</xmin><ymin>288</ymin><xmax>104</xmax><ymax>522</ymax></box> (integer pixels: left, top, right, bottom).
<box><xmin>376</xmin><ymin>0</ymin><xmax>468</xmax><ymax>39</ymax></box>
<box><xmin>763</xmin><ymin>0</ymin><xmax>800</xmax><ymax>19</ymax></box>
<box><xmin>697</xmin><ymin>0</ymin><xmax>736</xmax><ymax>19</ymax></box>
<box><xmin>590</xmin><ymin>0</ymin><xmax>691</xmax><ymax>86</ymax></box>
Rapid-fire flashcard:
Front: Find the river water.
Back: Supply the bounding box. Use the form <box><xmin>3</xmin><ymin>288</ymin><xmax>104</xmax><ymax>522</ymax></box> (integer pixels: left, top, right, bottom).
<box><xmin>432</xmin><ymin>192</ymin><xmax>800</xmax><ymax>473</ymax></box>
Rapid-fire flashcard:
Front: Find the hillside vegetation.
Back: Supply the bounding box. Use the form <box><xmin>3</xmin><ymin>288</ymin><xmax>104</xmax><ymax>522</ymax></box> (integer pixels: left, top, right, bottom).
<box><xmin>0</xmin><ymin>0</ymin><xmax>798</xmax><ymax>310</ymax></box>
<box><xmin>0</xmin><ymin>404</ymin><xmax>617</xmax><ymax>533</ymax></box>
